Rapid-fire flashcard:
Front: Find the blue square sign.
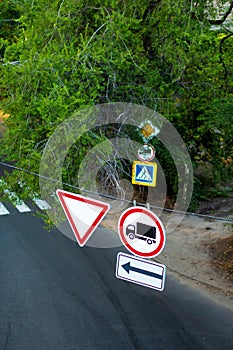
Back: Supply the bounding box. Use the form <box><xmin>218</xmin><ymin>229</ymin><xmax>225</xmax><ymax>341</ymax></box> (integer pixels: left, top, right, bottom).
<box><xmin>132</xmin><ymin>161</ymin><xmax>157</xmax><ymax>187</ymax></box>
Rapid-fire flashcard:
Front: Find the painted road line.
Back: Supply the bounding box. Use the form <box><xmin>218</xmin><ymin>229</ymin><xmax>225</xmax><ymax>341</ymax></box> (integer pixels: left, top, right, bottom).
<box><xmin>32</xmin><ymin>198</ymin><xmax>51</xmax><ymax>210</ymax></box>
<box><xmin>17</xmin><ymin>181</ymin><xmax>51</xmax><ymax>210</ymax></box>
<box><xmin>0</xmin><ymin>179</ymin><xmax>51</xmax><ymax>213</ymax></box>
<box><xmin>3</xmin><ymin>189</ymin><xmax>31</xmax><ymax>213</ymax></box>
<box><xmin>0</xmin><ymin>202</ymin><xmax>10</xmax><ymax>215</ymax></box>
<box><xmin>0</xmin><ymin>179</ymin><xmax>31</xmax><ymax>213</ymax></box>
<box><xmin>14</xmin><ymin>201</ymin><xmax>31</xmax><ymax>213</ymax></box>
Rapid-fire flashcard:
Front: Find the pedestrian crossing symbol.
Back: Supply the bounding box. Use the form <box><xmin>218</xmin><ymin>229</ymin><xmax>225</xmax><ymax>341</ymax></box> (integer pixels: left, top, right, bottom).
<box><xmin>132</xmin><ymin>161</ymin><xmax>157</xmax><ymax>187</ymax></box>
<box><xmin>136</xmin><ymin>166</ymin><xmax>152</xmax><ymax>181</ymax></box>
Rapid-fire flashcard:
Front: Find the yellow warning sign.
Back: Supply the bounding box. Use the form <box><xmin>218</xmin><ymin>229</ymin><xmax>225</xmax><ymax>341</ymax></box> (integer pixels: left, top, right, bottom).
<box><xmin>140</xmin><ymin>123</ymin><xmax>154</xmax><ymax>139</ymax></box>
<box><xmin>139</xmin><ymin>119</ymin><xmax>160</xmax><ymax>142</ymax></box>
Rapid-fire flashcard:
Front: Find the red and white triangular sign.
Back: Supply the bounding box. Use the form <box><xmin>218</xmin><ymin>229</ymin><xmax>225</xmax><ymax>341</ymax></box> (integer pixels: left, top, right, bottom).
<box><xmin>56</xmin><ymin>189</ymin><xmax>110</xmax><ymax>247</ymax></box>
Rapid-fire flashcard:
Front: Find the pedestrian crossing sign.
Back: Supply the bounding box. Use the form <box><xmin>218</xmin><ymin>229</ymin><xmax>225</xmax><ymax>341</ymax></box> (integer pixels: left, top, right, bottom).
<box><xmin>132</xmin><ymin>161</ymin><xmax>157</xmax><ymax>187</ymax></box>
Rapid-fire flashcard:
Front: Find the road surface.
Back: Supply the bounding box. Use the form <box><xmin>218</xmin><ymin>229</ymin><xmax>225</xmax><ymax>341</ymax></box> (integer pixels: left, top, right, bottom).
<box><xmin>0</xmin><ymin>206</ymin><xmax>233</xmax><ymax>349</ymax></box>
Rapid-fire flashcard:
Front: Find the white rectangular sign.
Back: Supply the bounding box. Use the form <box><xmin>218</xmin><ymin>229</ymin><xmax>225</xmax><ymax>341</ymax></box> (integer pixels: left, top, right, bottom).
<box><xmin>116</xmin><ymin>252</ymin><xmax>166</xmax><ymax>291</ymax></box>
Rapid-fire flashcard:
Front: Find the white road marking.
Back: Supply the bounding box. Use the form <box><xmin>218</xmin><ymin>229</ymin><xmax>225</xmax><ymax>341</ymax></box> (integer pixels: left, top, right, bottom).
<box><xmin>0</xmin><ymin>179</ymin><xmax>52</xmax><ymax>214</ymax></box>
<box><xmin>32</xmin><ymin>198</ymin><xmax>51</xmax><ymax>210</ymax></box>
<box><xmin>15</xmin><ymin>202</ymin><xmax>31</xmax><ymax>212</ymax></box>
<box><xmin>2</xmin><ymin>190</ymin><xmax>31</xmax><ymax>212</ymax></box>
<box><xmin>0</xmin><ymin>202</ymin><xmax>10</xmax><ymax>215</ymax></box>
<box><xmin>0</xmin><ymin>179</ymin><xmax>31</xmax><ymax>213</ymax></box>
<box><xmin>18</xmin><ymin>181</ymin><xmax>51</xmax><ymax>210</ymax></box>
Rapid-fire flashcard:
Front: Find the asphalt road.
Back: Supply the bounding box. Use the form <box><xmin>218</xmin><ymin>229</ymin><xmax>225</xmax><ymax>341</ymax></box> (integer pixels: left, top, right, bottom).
<box><xmin>1</xmin><ymin>207</ymin><xmax>233</xmax><ymax>350</ymax></box>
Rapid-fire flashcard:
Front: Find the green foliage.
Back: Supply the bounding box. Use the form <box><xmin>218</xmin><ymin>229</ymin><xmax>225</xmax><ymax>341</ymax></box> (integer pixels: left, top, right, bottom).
<box><xmin>0</xmin><ymin>0</ymin><xmax>232</xmax><ymax>204</ymax></box>
<box><xmin>0</xmin><ymin>1</ymin><xmax>20</xmax><ymax>57</ymax></box>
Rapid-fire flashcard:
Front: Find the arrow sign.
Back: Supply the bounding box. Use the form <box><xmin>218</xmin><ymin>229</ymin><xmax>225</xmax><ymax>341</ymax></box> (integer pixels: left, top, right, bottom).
<box><xmin>56</xmin><ymin>189</ymin><xmax>110</xmax><ymax>247</ymax></box>
<box><xmin>122</xmin><ymin>262</ymin><xmax>163</xmax><ymax>280</ymax></box>
<box><xmin>116</xmin><ymin>252</ymin><xmax>166</xmax><ymax>291</ymax></box>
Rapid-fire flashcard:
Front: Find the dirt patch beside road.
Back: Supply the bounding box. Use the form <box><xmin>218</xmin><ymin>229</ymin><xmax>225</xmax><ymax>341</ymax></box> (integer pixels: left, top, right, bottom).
<box><xmin>103</xmin><ymin>196</ymin><xmax>233</xmax><ymax>310</ymax></box>
<box><xmin>156</xmin><ymin>212</ymin><xmax>233</xmax><ymax>310</ymax></box>
<box><xmin>208</xmin><ymin>235</ymin><xmax>233</xmax><ymax>282</ymax></box>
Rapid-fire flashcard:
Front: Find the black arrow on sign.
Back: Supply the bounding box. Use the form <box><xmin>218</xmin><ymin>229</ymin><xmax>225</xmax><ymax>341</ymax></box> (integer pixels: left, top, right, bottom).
<box><xmin>122</xmin><ymin>262</ymin><xmax>163</xmax><ymax>280</ymax></box>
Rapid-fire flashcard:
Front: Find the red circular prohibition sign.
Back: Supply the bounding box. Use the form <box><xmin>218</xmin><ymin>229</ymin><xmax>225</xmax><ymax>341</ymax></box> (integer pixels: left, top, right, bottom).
<box><xmin>118</xmin><ymin>207</ymin><xmax>166</xmax><ymax>258</ymax></box>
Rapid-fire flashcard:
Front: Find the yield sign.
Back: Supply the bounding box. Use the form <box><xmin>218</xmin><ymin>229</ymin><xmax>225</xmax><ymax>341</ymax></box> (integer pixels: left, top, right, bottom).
<box><xmin>56</xmin><ymin>189</ymin><xmax>110</xmax><ymax>247</ymax></box>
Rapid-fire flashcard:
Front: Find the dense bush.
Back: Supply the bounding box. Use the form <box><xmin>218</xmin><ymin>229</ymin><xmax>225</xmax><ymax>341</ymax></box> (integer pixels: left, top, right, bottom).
<box><xmin>0</xmin><ymin>0</ymin><xmax>232</xmax><ymax>204</ymax></box>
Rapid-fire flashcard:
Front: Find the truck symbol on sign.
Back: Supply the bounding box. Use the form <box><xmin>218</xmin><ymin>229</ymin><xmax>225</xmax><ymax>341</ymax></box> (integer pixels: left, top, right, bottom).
<box><xmin>126</xmin><ymin>222</ymin><xmax>156</xmax><ymax>245</ymax></box>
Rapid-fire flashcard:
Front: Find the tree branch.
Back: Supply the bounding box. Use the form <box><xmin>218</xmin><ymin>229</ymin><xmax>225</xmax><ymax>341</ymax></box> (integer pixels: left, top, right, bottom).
<box><xmin>142</xmin><ymin>0</ymin><xmax>162</xmax><ymax>22</ymax></box>
<box><xmin>209</xmin><ymin>1</ymin><xmax>233</xmax><ymax>25</ymax></box>
<box><xmin>219</xmin><ymin>31</ymin><xmax>233</xmax><ymax>91</ymax></box>
<box><xmin>141</xmin><ymin>1</ymin><xmax>162</xmax><ymax>59</ymax></box>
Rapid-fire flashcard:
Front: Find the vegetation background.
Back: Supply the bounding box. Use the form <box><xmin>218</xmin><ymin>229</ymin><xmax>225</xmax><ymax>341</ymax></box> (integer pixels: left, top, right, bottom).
<box><xmin>0</xmin><ymin>0</ymin><xmax>232</xmax><ymax>285</ymax></box>
<box><xmin>0</xmin><ymin>0</ymin><xmax>232</xmax><ymax>207</ymax></box>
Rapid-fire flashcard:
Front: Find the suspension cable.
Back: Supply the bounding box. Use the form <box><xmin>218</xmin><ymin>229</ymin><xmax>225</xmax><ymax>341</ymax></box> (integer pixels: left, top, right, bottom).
<box><xmin>0</xmin><ymin>160</ymin><xmax>233</xmax><ymax>223</ymax></box>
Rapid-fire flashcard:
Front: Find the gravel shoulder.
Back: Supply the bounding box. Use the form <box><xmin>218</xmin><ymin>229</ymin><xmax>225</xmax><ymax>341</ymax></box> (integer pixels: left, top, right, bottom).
<box><xmin>156</xmin><ymin>213</ymin><xmax>233</xmax><ymax>311</ymax></box>
<box><xmin>103</xmin><ymin>200</ymin><xmax>233</xmax><ymax>311</ymax></box>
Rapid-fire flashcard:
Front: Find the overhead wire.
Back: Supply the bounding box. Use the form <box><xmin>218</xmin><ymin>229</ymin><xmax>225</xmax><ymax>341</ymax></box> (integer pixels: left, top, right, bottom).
<box><xmin>0</xmin><ymin>160</ymin><xmax>233</xmax><ymax>223</ymax></box>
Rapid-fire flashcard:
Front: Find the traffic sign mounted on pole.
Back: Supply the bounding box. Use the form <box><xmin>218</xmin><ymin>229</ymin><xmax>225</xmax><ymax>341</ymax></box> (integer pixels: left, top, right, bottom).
<box><xmin>116</xmin><ymin>252</ymin><xmax>166</xmax><ymax>291</ymax></box>
<box><xmin>56</xmin><ymin>189</ymin><xmax>110</xmax><ymax>247</ymax></box>
<box><xmin>132</xmin><ymin>161</ymin><xmax>157</xmax><ymax>187</ymax></box>
<box><xmin>118</xmin><ymin>206</ymin><xmax>166</xmax><ymax>258</ymax></box>
<box><xmin>137</xmin><ymin>144</ymin><xmax>155</xmax><ymax>162</ymax></box>
<box><xmin>139</xmin><ymin>119</ymin><xmax>160</xmax><ymax>143</ymax></box>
